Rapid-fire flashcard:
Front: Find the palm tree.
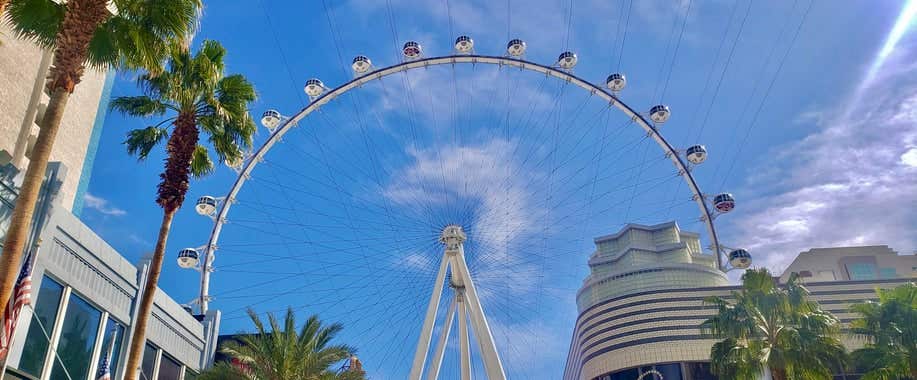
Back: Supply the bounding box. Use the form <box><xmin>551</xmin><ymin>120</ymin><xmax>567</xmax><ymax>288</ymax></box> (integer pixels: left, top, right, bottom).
<box><xmin>197</xmin><ymin>362</ymin><xmax>249</xmax><ymax>380</ymax></box>
<box><xmin>0</xmin><ymin>0</ymin><xmax>200</xmax><ymax>332</ymax></box>
<box><xmin>110</xmin><ymin>39</ymin><xmax>257</xmax><ymax>380</ymax></box>
<box><xmin>220</xmin><ymin>308</ymin><xmax>365</xmax><ymax>380</ymax></box>
<box><xmin>701</xmin><ymin>268</ymin><xmax>846</xmax><ymax>380</ymax></box>
<box><xmin>849</xmin><ymin>282</ymin><xmax>916</xmax><ymax>380</ymax></box>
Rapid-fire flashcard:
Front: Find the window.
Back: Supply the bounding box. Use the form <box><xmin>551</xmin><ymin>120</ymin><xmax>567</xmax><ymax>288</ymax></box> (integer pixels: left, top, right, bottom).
<box><xmin>49</xmin><ymin>292</ymin><xmax>102</xmax><ymax>380</ymax></box>
<box><xmin>17</xmin><ymin>277</ymin><xmax>65</xmax><ymax>377</ymax></box>
<box><xmin>98</xmin><ymin>317</ymin><xmax>125</xmax><ymax>380</ymax></box>
<box><xmin>816</xmin><ymin>270</ymin><xmax>836</xmax><ymax>281</ymax></box>
<box><xmin>141</xmin><ymin>344</ymin><xmax>159</xmax><ymax>380</ymax></box>
<box><xmin>879</xmin><ymin>267</ymin><xmax>897</xmax><ymax>279</ymax></box>
<box><xmin>157</xmin><ymin>354</ymin><xmax>182</xmax><ymax>380</ymax></box>
<box><xmin>847</xmin><ymin>263</ymin><xmax>877</xmax><ymax>280</ymax></box>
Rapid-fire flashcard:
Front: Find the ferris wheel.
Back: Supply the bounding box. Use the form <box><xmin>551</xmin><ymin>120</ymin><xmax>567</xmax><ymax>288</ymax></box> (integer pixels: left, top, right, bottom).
<box><xmin>175</xmin><ymin>35</ymin><xmax>753</xmax><ymax>380</ymax></box>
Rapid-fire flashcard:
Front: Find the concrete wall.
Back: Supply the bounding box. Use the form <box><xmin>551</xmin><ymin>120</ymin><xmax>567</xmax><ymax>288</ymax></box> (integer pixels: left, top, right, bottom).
<box><xmin>0</xmin><ymin>23</ymin><xmax>109</xmax><ymax>212</ymax></box>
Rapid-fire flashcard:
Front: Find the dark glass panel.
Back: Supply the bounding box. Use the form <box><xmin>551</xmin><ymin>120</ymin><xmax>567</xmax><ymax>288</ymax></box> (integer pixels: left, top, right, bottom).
<box><xmin>49</xmin><ymin>293</ymin><xmax>102</xmax><ymax>380</ymax></box>
<box><xmin>17</xmin><ymin>277</ymin><xmax>64</xmax><ymax>377</ymax></box>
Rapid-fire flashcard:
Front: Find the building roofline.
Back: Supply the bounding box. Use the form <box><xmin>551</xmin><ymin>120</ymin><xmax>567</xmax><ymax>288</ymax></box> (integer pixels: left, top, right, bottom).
<box><xmin>594</xmin><ymin>221</ymin><xmax>699</xmax><ymax>244</ymax></box>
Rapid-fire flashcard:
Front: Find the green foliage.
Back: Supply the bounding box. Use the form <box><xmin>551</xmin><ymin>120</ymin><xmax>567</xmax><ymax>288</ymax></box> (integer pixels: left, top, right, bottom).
<box><xmin>111</xmin><ymin>39</ymin><xmax>256</xmax><ymax>173</ymax></box>
<box><xmin>220</xmin><ymin>308</ymin><xmax>366</xmax><ymax>380</ymax></box>
<box><xmin>124</xmin><ymin>126</ymin><xmax>169</xmax><ymax>160</ymax></box>
<box><xmin>849</xmin><ymin>282</ymin><xmax>917</xmax><ymax>380</ymax></box>
<box><xmin>6</xmin><ymin>0</ymin><xmax>201</xmax><ymax>73</ymax></box>
<box><xmin>701</xmin><ymin>268</ymin><xmax>846</xmax><ymax>380</ymax></box>
<box><xmin>197</xmin><ymin>362</ymin><xmax>249</xmax><ymax>380</ymax></box>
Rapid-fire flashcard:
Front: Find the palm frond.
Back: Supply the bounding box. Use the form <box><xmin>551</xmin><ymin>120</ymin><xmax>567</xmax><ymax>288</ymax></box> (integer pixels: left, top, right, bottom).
<box><xmin>110</xmin><ymin>96</ymin><xmax>170</xmax><ymax>117</ymax></box>
<box><xmin>219</xmin><ymin>309</ymin><xmax>363</xmax><ymax>380</ymax></box>
<box><xmin>190</xmin><ymin>145</ymin><xmax>214</xmax><ymax>178</ymax></box>
<box><xmin>124</xmin><ymin>126</ymin><xmax>169</xmax><ymax>160</ymax></box>
<box><xmin>4</xmin><ymin>0</ymin><xmax>64</xmax><ymax>50</ymax></box>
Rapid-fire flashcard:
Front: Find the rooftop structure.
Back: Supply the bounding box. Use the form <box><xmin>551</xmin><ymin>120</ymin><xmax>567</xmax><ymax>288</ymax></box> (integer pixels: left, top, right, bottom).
<box><xmin>576</xmin><ymin>222</ymin><xmax>727</xmax><ymax>312</ymax></box>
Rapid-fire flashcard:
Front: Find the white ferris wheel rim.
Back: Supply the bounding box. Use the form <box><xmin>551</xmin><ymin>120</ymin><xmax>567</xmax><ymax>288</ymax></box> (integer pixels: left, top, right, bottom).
<box><xmin>200</xmin><ymin>54</ymin><xmax>725</xmax><ymax>307</ymax></box>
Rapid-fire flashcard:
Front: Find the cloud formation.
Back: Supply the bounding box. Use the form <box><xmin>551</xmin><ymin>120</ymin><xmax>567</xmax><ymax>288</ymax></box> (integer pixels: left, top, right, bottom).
<box><xmin>729</xmin><ymin>41</ymin><xmax>917</xmax><ymax>272</ymax></box>
<box><xmin>83</xmin><ymin>193</ymin><xmax>127</xmax><ymax>217</ymax></box>
<box><xmin>384</xmin><ymin>139</ymin><xmax>547</xmax><ymax>294</ymax></box>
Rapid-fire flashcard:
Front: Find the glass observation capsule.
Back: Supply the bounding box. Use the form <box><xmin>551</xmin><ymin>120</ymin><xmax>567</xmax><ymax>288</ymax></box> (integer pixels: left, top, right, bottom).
<box><xmin>403</xmin><ymin>41</ymin><xmax>422</xmax><ymax>59</ymax></box>
<box><xmin>261</xmin><ymin>109</ymin><xmax>281</xmax><ymax>130</ymax></box>
<box><xmin>649</xmin><ymin>104</ymin><xmax>671</xmax><ymax>124</ymax></box>
<box><xmin>304</xmin><ymin>79</ymin><xmax>325</xmax><ymax>97</ymax></box>
<box><xmin>195</xmin><ymin>196</ymin><xmax>217</xmax><ymax>216</ymax></box>
<box><xmin>352</xmin><ymin>55</ymin><xmax>372</xmax><ymax>74</ymax></box>
<box><xmin>177</xmin><ymin>248</ymin><xmax>200</xmax><ymax>269</ymax></box>
<box><xmin>713</xmin><ymin>193</ymin><xmax>736</xmax><ymax>213</ymax></box>
<box><xmin>606</xmin><ymin>73</ymin><xmax>626</xmax><ymax>92</ymax></box>
<box><xmin>557</xmin><ymin>51</ymin><xmax>578</xmax><ymax>69</ymax></box>
<box><xmin>507</xmin><ymin>39</ymin><xmax>526</xmax><ymax>57</ymax></box>
<box><xmin>728</xmin><ymin>249</ymin><xmax>752</xmax><ymax>269</ymax></box>
<box><xmin>686</xmin><ymin>144</ymin><xmax>707</xmax><ymax>164</ymax></box>
<box><xmin>455</xmin><ymin>36</ymin><xmax>474</xmax><ymax>53</ymax></box>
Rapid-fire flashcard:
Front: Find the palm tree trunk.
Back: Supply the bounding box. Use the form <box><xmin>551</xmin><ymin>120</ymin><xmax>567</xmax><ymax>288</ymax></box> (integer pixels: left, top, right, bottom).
<box><xmin>0</xmin><ymin>0</ymin><xmax>109</xmax><ymax>323</ymax></box>
<box><xmin>770</xmin><ymin>366</ymin><xmax>788</xmax><ymax>380</ymax></box>
<box><xmin>0</xmin><ymin>88</ymin><xmax>69</xmax><ymax>321</ymax></box>
<box><xmin>0</xmin><ymin>1</ymin><xmax>7</xmax><ymax>19</ymax></box>
<box><xmin>123</xmin><ymin>209</ymin><xmax>175</xmax><ymax>380</ymax></box>
<box><xmin>124</xmin><ymin>113</ymin><xmax>198</xmax><ymax>380</ymax></box>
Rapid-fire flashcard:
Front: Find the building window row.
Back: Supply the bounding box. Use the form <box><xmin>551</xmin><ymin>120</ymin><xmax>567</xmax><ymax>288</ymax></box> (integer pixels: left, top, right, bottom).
<box><xmin>9</xmin><ymin>275</ymin><xmax>197</xmax><ymax>380</ymax></box>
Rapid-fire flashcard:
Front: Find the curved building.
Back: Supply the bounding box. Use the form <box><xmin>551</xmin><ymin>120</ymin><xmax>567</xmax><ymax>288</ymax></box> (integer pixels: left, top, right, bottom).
<box><xmin>564</xmin><ymin>222</ymin><xmax>729</xmax><ymax>380</ymax></box>
<box><xmin>564</xmin><ymin>223</ymin><xmax>917</xmax><ymax>380</ymax></box>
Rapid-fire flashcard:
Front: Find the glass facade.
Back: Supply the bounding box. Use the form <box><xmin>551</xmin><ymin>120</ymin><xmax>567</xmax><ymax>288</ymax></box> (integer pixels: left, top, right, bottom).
<box><xmin>17</xmin><ymin>277</ymin><xmax>65</xmax><ymax>377</ymax></box>
<box><xmin>879</xmin><ymin>267</ymin><xmax>897</xmax><ymax>279</ymax></box>
<box><xmin>141</xmin><ymin>343</ymin><xmax>158</xmax><ymax>380</ymax></box>
<box><xmin>98</xmin><ymin>317</ymin><xmax>125</xmax><ymax>380</ymax></box>
<box><xmin>158</xmin><ymin>354</ymin><xmax>183</xmax><ymax>380</ymax></box>
<box><xmin>846</xmin><ymin>263</ymin><xmax>877</xmax><ymax>280</ymax></box>
<box><xmin>49</xmin><ymin>292</ymin><xmax>102</xmax><ymax>380</ymax></box>
<box><xmin>11</xmin><ymin>275</ymin><xmax>197</xmax><ymax>380</ymax></box>
<box><xmin>595</xmin><ymin>362</ymin><xmax>718</xmax><ymax>380</ymax></box>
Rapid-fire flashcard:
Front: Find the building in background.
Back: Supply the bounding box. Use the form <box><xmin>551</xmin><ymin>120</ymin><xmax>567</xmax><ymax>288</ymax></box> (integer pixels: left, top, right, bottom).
<box><xmin>0</xmin><ymin>153</ymin><xmax>218</xmax><ymax>379</ymax></box>
<box><xmin>780</xmin><ymin>245</ymin><xmax>914</xmax><ymax>283</ymax></box>
<box><xmin>0</xmin><ymin>23</ymin><xmax>114</xmax><ymax>214</ymax></box>
<box><xmin>564</xmin><ymin>222</ymin><xmax>916</xmax><ymax>380</ymax></box>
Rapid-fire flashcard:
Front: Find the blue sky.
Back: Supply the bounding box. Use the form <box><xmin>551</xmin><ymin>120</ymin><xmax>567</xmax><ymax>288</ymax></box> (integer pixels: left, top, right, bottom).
<box><xmin>80</xmin><ymin>0</ymin><xmax>917</xmax><ymax>378</ymax></box>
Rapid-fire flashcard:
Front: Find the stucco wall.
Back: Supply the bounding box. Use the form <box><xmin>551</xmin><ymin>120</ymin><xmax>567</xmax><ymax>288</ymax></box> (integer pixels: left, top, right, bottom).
<box><xmin>0</xmin><ymin>23</ymin><xmax>108</xmax><ymax>211</ymax></box>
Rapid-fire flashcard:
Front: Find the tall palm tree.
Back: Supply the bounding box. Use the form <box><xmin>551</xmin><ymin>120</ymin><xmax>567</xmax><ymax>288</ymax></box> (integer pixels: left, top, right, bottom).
<box><xmin>0</xmin><ymin>0</ymin><xmax>200</xmax><ymax>329</ymax></box>
<box><xmin>110</xmin><ymin>39</ymin><xmax>257</xmax><ymax>380</ymax></box>
<box><xmin>197</xmin><ymin>362</ymin><xmax>249</xmax><ymax>380</ymax></box>
<box><xmin>701</xmin><ymin>268</ymin><xmax>846</xmax><ymax>380</ymax></box>
<box><xmin>220</xmin><ymin>308</ymin><xmax>366</xmax><ymax>380</ymax></box>
<box><xmin>849</xmin><ymin>282</ymin><xmax>917</xmax><ymax>380</ymax></box>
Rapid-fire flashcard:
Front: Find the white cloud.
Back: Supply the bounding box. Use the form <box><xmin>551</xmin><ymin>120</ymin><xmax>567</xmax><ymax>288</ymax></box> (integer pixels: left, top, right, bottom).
<box><xmin>83</xmin><ymin>193</ymin><xmax>127</xmax><ymax>217</ymax></box>
<box><xmin>384</xmin><ymin>139</ymin><xmax>547</xmax><ymax>298</ymax></box>
<box><xmin>902</xmin><ymin>147</ymin><xmax>917</xmax><ymax>167</ymax></box>
<box><xmin>728</xmin><ymin>42</ymin><xmax>917</xmax><ymax>272</ymax></box>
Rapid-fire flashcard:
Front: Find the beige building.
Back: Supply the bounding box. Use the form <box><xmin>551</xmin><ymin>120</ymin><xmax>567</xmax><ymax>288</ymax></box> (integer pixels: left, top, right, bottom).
<box><xmin>564</xmin><ymin>223</ymin><xmax>916</xmax><ymax>380</ymax></box>
<box><xmin>1</xmin><ymin>22</ymin><xmax>113</xmax><ymax>213</ymax></box>
<box><xmin>780</xmin><ymin>245</ymin><xmax>915</xmax><ymax>283</ymax></box>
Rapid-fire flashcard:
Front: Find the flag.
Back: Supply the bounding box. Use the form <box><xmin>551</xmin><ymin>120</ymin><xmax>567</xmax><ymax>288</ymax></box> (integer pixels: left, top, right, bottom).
<box><xmin>96</xmin><ymin>326</ymin><xmax>117</xmax><ymax>380</ymax></box>
<box><xmin>0</xmin><ymin>243</ymin><xmax>38</xmax><ymax>362</ymax></box>
<box><xmin>95</xmin><ymin>350</ymin><xmax>111</xmax><ymax>380</ymax></box>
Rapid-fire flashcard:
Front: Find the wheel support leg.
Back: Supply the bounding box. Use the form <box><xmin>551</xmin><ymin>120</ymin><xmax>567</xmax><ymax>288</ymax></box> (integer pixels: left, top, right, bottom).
<box><xmin>409</xmin><ymin>256</ymin><xmax>450</xmax><ymax>380</ymax></box>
